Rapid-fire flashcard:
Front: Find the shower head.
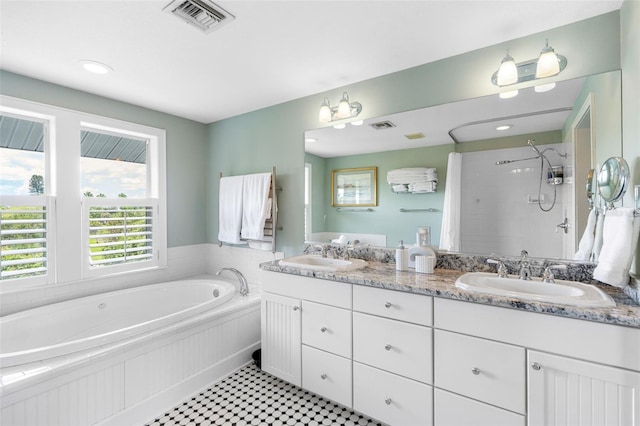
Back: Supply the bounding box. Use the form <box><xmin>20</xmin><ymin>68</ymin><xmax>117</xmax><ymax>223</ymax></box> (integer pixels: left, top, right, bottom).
<box><xmin>528</xmin><ymin>139</ymin><xmax>541</xmax><ymax>155</ymax></box>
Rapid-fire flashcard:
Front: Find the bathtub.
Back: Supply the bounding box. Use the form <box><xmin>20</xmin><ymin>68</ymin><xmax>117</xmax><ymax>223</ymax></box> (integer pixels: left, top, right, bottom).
<box><xmin>1</xmin><ymin>276</ymin><xmax>261</xmax><ymax>426</ymax></box>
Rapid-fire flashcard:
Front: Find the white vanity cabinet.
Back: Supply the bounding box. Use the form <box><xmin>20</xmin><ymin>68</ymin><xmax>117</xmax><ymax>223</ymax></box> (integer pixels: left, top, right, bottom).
<box><xmin>352</xmin><ymin>285</ymin><xmax>434</xmax><ymax>426</ymax></box>
<box><xmin>261</xmin><ymin>271</ymin><xmax>352</xmax><ymax>405</ymax></box>
<box><xmin>434</xmin><ymin>297</ymin><xmax>640</xmax><ymax>426</ymax></box>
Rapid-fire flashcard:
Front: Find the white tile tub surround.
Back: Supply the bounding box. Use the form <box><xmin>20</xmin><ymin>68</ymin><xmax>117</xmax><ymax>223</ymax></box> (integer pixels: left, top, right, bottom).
<box><xmin>460</xmin><ymin>145</ymin><xmax>566</xmax><ymax>259</ymax></box>
<box><xmin>1</xmin><ymin>288</ymin><xmax>261</xmax><ymax>426</ymax></box>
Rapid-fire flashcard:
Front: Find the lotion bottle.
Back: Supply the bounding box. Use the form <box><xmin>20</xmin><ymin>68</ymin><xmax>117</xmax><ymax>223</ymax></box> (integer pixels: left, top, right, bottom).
<box><xmin>396</xmin><ymin>240</ymin><xmax>408</xmax><ymax>271</ymax></box>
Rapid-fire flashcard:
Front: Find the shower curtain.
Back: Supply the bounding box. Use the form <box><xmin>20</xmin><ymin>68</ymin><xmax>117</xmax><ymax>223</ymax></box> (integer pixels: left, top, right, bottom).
<box><xmin>439</xmin><ymin>152</ymin><xmax>462</xmax><ymax>252</ymax></box>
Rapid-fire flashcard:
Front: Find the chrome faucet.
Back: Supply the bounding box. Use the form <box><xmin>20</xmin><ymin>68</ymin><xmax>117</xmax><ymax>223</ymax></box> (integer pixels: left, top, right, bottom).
<box><xmin>519</xmin><ymin>250</ymin><xmax>532</xmax><ymax>280</ymax></box>
<box><xmin>487</xmin><ymin>258</ymin><xmax>508</xmax><ymax>278</ymax></box>
<box><xmin>312</xmin><ymin>244</ymin><xmax>328</xmax><ymax>258</ymax></box>
<box><xmin>216</xmin><ymin>267</ymin><xmax>249</xmax><ymax>296</ymax></box>
<box><xmin>542</xmin><ymin>264</ymin><xmax>568</xmax><ymax>283</ymax></box>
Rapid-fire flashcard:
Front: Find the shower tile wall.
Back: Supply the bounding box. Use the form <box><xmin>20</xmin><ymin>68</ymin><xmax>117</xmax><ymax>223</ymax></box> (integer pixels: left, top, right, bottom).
<box><xmin>460</xmin><ymin>144</ymin><xmax>566</xmax><ymax>258</ymax></box>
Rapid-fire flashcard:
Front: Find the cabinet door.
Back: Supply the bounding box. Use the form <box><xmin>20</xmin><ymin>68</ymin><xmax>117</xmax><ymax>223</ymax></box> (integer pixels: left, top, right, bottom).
<box><xmin>261</xmin><ymin>293</ymin><xmax>301</xmax><ymax>387</ymax></box>
<box><xmin>528</xmin><ymin>350</ymin><xmax>640</xmax><ymax>426</ymax></box>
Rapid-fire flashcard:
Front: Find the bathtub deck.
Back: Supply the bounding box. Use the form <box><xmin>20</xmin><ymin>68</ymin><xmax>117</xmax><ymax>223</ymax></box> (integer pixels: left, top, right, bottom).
<box><xmin>146</xmin><ymin>364</ymin><xmax>383</xmax><ymax>426</ymax></box>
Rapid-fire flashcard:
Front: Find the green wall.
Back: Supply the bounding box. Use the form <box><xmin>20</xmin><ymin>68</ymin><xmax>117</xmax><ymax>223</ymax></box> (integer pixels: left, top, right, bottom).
<box><xmin>0</xmin><ymin>71</ymin><xmax>209</xmax><ymax>248</ymax></box>
<box><xmin>208</xmin><ymin>11</ymin><xmax>622</xmax><ymax>256</ymax></box>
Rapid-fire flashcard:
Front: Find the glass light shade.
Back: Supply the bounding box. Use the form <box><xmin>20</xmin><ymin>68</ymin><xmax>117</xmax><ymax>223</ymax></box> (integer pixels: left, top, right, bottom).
<box><xmin>318</xmin><ymin>99</ymin><xmax>332</xmax><ymax>123</ymax></box>
<box><xmin>336</xmin><ymin>93</ymin><xmax>352</xmax><ymax>119</ymax></box>
<box><xmin>497</xmin><ymin>54</ymin><xmax>518</xmax><ymax>86</ymax></box>
<box><xmin>535</xmin><ymin>42</ymin><xmax>560</xmax><ymax>78</ymax></box>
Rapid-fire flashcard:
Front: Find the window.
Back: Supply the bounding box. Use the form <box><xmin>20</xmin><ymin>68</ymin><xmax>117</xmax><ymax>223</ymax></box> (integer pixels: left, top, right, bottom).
<box><xmin>79</xmin><ymin>126</ymin><xmax>161</xmax><ymax>276</ymax></box>
<box><xmin>0</xmin><ymin>112</ymin><xmax>54</xmax><ymax>285</ymax></box>
<box><xmin>0</xmin><ymin>96</ymin><xmax>166</xmax><ymax>288</ymax></box>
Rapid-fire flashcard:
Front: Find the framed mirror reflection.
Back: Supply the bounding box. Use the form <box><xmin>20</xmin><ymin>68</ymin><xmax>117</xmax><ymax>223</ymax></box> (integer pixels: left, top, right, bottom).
<box><xmin>304</xmin><ymin>70</ymin><xmax>622</xmax><ymax>262</ymax></box>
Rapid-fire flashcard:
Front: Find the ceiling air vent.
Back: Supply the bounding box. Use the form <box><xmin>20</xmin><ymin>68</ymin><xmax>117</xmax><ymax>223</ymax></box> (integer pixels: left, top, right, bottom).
<box><xmin>369</xmin><ymin>121</ymin><xmax>396</xmax><ymax>130</ymax></box>
<box><xmin>164</xmin><ymin>0</ymin><xmax>235</xmax><ymax>34</ymax></box>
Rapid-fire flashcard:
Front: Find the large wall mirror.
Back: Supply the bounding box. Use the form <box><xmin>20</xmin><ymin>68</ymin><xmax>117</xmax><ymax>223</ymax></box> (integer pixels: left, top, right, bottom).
<box><xmin>304</xmin><ymin>70</ymin><xmax>622</xmax><ymax>262</ymax></box>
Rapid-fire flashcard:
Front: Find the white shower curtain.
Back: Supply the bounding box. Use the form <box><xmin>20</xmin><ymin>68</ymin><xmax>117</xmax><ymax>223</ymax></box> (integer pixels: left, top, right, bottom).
<box><xmin>439</xmin><ymin>152</ymin><xmax>462</xmax><ymax>252</ymax></box>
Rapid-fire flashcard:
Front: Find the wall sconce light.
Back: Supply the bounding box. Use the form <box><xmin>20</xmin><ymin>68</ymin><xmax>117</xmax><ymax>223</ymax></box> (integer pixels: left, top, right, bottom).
<box><xmin>491</xmin><ymin>39</ymin><xmax>567</xmax><ymax>88</ymax></box>
<box><xmin>318</xmin><ymin>92</ymin><xmax>362</xmax><ymax>123</ymax></box>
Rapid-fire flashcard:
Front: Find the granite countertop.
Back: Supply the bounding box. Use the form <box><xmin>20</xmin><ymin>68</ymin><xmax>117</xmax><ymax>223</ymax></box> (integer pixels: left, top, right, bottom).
<box><xmin>260</xmin><ymin>260</ymin><xmax>640</xmax><ymax>328</ymax></box>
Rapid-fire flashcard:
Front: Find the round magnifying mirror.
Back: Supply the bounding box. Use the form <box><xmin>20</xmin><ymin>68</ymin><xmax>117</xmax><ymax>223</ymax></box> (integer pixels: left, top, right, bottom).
<box><xmin>597</xmin><ymin>157</ymin><xmax>630</xmax><ymax>203</ymax></box>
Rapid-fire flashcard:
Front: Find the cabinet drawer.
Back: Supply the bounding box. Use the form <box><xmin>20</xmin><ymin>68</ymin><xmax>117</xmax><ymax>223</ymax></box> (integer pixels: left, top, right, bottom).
<box><xmin>353</xmin><ymin>312</ymin><xmax>432</xmax><ymax>384</ymax></box>
<box><xmin>262</xmin><ymin>270</ymin><xmax>352</xmax><ymax>308</ymax></box>
<box><xmin>302</xmin><ymin>345</ymin><xmax>352</xmax><ymax>408</ymax></box>
<box><xmin>353</xmin><ymin>285</ymin><xmax>432</xmax><ymax>325</ymax></box>
<box><xmin>302</xmin><ymin>301</ymin><xmax>351</xmax><ymax>358</ymax></box>
<box><xmin>435</xmin><ymin>388</ymin><xmax>525</xmax><ymax>426</ymax></box>
<box><xmin>435</xmin><ymin>329</ymin><xmax>525</xmax><ymax>414</ymax></box>
<box><xmin>354</xmin><ymin>362</ymin><xmax>432</xmax><ymax>426</ymax></box>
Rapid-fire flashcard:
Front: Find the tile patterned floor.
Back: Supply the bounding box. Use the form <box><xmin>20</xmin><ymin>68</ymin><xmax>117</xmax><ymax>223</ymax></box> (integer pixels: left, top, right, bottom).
<box><xmin>146</xmin><ymin>363</ymin><xmax>384</xmax><ymax>426</ymax></box>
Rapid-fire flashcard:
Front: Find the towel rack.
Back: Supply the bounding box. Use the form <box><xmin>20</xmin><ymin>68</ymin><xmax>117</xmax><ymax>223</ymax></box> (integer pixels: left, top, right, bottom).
<box><xmin>399</xmin><ymin>208</ymin><xmax>438</xmax><ymax>212</ymax></box>
<box><xmin>336</xmin><ymin>208</ymin><xmax>374</xmax><ymax>212</ymax></box>
<box><xmin>218</xmin><ymin>166</ymin><xmax>279</xmax><ymax>253</ymax></box>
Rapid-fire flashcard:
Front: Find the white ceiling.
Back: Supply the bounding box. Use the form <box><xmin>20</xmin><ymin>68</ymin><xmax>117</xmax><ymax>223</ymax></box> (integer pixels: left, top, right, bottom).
<box><xmin>0</xmin><ymin>0</ymin><xmax>623</xmax><ymax>124</ymax></box>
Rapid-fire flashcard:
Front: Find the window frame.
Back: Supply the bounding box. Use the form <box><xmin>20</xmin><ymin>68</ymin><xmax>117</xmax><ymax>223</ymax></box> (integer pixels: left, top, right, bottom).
<box><xmin>0</xmin><ymin>95</ymin><xmax>167</xmax><ymax>289</ymax></box>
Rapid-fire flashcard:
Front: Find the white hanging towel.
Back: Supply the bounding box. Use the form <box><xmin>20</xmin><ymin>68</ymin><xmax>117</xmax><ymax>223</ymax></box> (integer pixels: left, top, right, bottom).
<box><xmin>574</xmin><ymin>208</ymin><xmax>598</xmax><ymax>261</ymax></box>
<box><xmin>439</xmin><ymin>152</ymin><xmax>462</xmax><ymax>252</ymax></box>
<box><xmin>218</xmin><ymin>175</ymin><xmax>245</xmax><ymax>244</ymax></box>
<box><xmin>241</xmin><ymin>172</ymin><xmax>273</xmax><ymax>241</ymax></box>
<box><xmin>593</xmin><ymin>208</ymin><xmax>640</xmax><ymax>288</ymax></box>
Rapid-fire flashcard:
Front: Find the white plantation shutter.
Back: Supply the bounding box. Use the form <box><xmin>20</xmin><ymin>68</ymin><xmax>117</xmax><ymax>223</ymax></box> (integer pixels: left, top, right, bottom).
<box><xmin>82</xmin><ymin>197</ymin><xmax>159</xmax><ymax>276</ymax></box>
<box><xmin>0</xmin><ymin>196</ymin><xmax>55</xmax><ymax>284</ymax></box>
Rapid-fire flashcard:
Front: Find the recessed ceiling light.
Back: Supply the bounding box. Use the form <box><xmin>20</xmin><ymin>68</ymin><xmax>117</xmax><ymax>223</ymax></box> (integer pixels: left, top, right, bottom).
<box><xmin>496</xmin><ymin>124</ymin><xmax>513</xmax><ymax>131</ymax></box>
<box><xmin>305</xmin><ymin>137</ymin><xmax>318</xmax><ymax>143</ymax></box>
<box><xmin>80</xmin><ymin>60</ymin><xmax>113</xmax><ymax>74</ymax></box>
<box><xmin>333</xmin><ymin>123</ymin><xmax>346</xmax><ymax>129</ymax></box>
<box><xmin>534</xmin><ymin>82</ymin><xmax>556</xmax><ymax>93</ymax></box>
<box><xmin>351</xmin><ymin>120</ymin><xmax>364</xmax><ymax>126</ymax></box>
<box><xmin>499</xmin><ymin>90</ymin><xmax>518</xmax><ymax>99</ymax></box>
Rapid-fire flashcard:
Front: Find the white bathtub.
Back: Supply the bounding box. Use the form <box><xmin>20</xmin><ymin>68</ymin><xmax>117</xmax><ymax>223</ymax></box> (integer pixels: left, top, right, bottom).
<box><xmin>0</xmin><ymin>279</ymin><xmax>236</xmax><ymax>368</ymax></box>
<box><xmin>1</xmin><ymin>276</ymin><xmax>261</xmax><ymax>426</ymax></box>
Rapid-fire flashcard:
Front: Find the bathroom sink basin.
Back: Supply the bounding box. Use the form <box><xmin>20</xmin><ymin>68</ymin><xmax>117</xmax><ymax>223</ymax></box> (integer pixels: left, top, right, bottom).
<box><xmin>279</xmin><ymin>255</ymin><xmax>367</xmax><ymax>272</ymax></box>
<box><xmin>455</xmin><ymin>272</ymin><xmax>615</xmax><ymax>307</ymax></box>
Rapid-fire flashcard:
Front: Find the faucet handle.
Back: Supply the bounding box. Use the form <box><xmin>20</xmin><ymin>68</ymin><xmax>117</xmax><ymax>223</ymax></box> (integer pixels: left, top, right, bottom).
<box><xmin>542</xmin><ymin>264</ymin><xmax>567</xmax><ymax>283</ymax></box>
<box><xmin>487</xmin><ymin>259</ymin><xmax>508</xmax><ymax>278</ymax></box>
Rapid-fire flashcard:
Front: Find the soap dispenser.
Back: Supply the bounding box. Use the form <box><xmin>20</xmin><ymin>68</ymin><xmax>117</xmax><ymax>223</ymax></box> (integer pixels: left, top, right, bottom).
<box><xmin>396</xmin><ymin>240</ymin><xmax>408</xmax><ymax>271</ymax></box>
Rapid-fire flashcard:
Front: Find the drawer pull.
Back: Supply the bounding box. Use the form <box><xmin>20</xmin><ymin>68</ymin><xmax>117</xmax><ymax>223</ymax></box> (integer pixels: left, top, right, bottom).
<box><xmin>321</xmin><ymin>374</ymin><xmax>327</xmax><ymax>380</ymax></box>
<box><xmin>293</xmin><ymin>306</ymin><xmax>300</xmax><ymax>311</ymax></box>
<box><xmin>320</xmin><ymin>326</ymin><xmax>328</xmax><ymax>333</ymax></box>
<box><xmin>385</xmin><ymin>344</ymin><xmax>392</xmax><ymax>351</ymax></box>
<box><xmin>531</xmin><ymin>362</ymin><xmax>542</xmax><ymax>371</ymax></box>
<box><xmin>384</xmin><ymin>302</ymin><xmax>392</xmax><ymax>308</ymax></box>
<box><xmin>471</xmin><ymin>367</ymin><xmax>481</xmax><ymax>375</ymax></box>
<box><xmin>385</xmin><ymin>398</ymin><xmax>392</xmax><ymax>405</ymax></box>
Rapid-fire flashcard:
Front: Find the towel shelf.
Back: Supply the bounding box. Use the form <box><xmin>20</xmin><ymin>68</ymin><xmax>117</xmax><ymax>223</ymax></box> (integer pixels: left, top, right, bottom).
<box><xmin>218</xmin><ymin>166</ymin><xmax>279</xmax><ymax>253</ymax></box>
<box><xmin>400</xmin><ymin>208</ymin><xmax>438</xmax><ymax>212</ymax></box>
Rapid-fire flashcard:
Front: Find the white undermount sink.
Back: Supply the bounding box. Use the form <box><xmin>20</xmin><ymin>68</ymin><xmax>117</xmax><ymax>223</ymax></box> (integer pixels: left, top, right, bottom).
<box><xmin>279</xmin><ymin>255</ymin><xmax>367</xmax><ymax>272</ymax></box>
<box><xmin>455</xmin><ymin>272</ymin><xmax>615</xmax><ymax>308</ymax></box>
